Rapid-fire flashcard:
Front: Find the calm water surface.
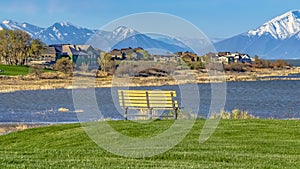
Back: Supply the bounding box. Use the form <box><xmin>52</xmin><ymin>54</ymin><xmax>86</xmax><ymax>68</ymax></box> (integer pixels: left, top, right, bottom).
<box><xmin>0</xmin><ymin>80</ymin><xmax>299</xmax><ymax>123</ymax></box>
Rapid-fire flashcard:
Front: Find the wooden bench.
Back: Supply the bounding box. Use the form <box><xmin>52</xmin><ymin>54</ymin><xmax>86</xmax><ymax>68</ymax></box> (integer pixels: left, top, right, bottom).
<box><xmin>118</xmin><ymin>90</ymin><xmax>180</xmax><ymax>120</ymax></box>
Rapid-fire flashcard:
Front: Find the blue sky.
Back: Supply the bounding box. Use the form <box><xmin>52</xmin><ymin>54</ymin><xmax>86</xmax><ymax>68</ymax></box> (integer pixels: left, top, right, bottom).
<box><xmin>0</xmin><ymin>0</ymin><xmax>299</xmax><ymax>38</ymax></box>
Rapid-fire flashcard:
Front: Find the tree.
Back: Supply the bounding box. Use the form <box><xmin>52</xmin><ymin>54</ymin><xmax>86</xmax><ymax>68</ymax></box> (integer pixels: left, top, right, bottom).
<box><xmin>0</xmin><ymin>30</ymin><xmax>10</xmax><ymax>64</ymax></box>
<box><xmin>97</xmin><ymin>53</ymin><xmax>115</xmax><ymax>73</ymax></box>
<box><xmin>0</xmin><ymin>29</ymin><xmax>45</xmax><ymax>65</ymax></box>
<box><xmin>29</xmin><ymin>39</ymin><xmax>46</xmax><ymax>60</ymax></box>
<box><xmin>54</xmin><ymin>57</ymin><xmax>74</xmax><ymax>74</ymax></box>
<box><xmin>0</xmin><ymin>29</ymin><xmax>31</xmax><ymax>65</ymax></box>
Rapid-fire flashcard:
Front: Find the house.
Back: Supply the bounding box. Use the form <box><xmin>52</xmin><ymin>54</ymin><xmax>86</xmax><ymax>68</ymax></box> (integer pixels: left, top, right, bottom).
<box><xmin>153</xmin><ymin>54</ymin><xmax>178</xmax><ymax>62</ymax></box>
<box><xmin>110</xmin><ymin>49</ymin><xmax>126</xmax><ymax>60</ymax></box>
<box><xmin>109</xmin><ymin>47</ymin><xmax>142</xmax><ymax>60</ymax></box>
<box><xmin>238</xmin><ymin>53</ymin><xmax>252</xmax><ymax>63</ymax></box>
<box><xmin>42</xmin><ymin>44</ymin><xmax>101</xmax><ymax>67</ymax></box>
<box><xmin>133</xmin><ymin>47</ymin><xmax>144</xmax><ymax>52</ymax></box>
<box><xmin>204</xmin><ymin>52</ymin><xmax>219</xmax><ymax>62</ymax></box>
<box><xmin>40</xmin><ymin>46</ymin><xmax>56</xmax><ymax>62</ymax></box>
<box><xmin>219</xmin><ymin>55</ymin><xmax>235</xmax><ymax>64</ymax></box>
<box><xmin>76</xmin><ymin>45</ymin><xmax>101</xmax><ymax>66</ymax></box>
<box><xmin>181</xmin><ymin>52</ymin><xmax>198</xmax><ymax>62</ymax></box>
<box><xmin>121</xmin><ymin>47</ymin><xmax>134</xmax><ymax>54</ymax></box>
<box><xmin>218</xmin><ymin>52</ymin><xmax>231</xmax><ymax>57</ymax></box>
<box><xmin>59</xmin><ymin>44</ymin><xmax>89</xmax><ymax>64</ymax></box>
<box><xmin>131</xmin><ymin>52</ymin><xmax>144</xmax><ymax>60</ymax></box>
<box><xmin>217</xmin><ymin>52</ymin><xmax>252</xmax><ymax>64</ymax></box>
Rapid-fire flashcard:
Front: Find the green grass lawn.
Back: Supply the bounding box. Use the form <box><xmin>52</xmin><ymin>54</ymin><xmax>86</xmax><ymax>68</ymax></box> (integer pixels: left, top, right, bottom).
<box><xmin>0</xmin><ymin>64</ymin><xmax>30</xmax><ymax>76</ymax></box>
<box><xmin>0</xmin><ymin>64</ymin><xmax>54</xmax><ymax>76</ymax></box>
<box><xmin>0</xmin><ymin>119</ymin><xmax>299</xmax><ymax>168</ymax></box>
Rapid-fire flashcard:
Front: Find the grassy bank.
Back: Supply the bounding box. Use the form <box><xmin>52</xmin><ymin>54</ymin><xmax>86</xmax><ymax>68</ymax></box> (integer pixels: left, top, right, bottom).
<box><xmin>0</xmin><ymin>64</ymin><xmax>54</xmax><ymax>76</ymax></box>
<box><xmin>0</xmin><ymin>64</ymin><xmax>30</xmax><ymax>76</ymax></box>
<box><xmin>0</xmin><ymin>119</ymin><xmax>299</xmax><ymax>168</ymax></box>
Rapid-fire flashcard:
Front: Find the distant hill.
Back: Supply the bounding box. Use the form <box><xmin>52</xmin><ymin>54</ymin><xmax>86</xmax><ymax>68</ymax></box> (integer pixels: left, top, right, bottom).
<box><xmin>0</xmin><ymin>21</ymin><xmax>192</xmax><ymax>54</ymax></box>
<box><xmin>215</xmin><ymin>10</ymin><xmax>300</xmax><ymax>59</ymax></box>
<box><xmin>0</xmin><ymin>20</ymin><xmax>95</xmax><ymax>45</ymax></box>
<box><xmin>86</xmin><ymin>26</ymin><xmax>193</xmax><ymax>54</ymax></box>
<box><xmin>4</xmin><ymin>10</ymin><xmax>300</xmax><ymax>59</ymax></box>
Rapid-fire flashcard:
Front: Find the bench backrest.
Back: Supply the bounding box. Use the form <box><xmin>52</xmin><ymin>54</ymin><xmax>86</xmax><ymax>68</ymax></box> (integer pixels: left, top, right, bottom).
<box><xmin>118</xmin><ymin>90</ymin><xmax>178</xmax><ymax>109</ymax></box>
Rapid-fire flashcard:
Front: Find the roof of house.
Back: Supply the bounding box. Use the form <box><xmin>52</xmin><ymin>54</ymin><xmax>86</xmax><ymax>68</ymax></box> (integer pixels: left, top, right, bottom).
<box><xmin>218</xmin><ymin>52</ymin><xmax>231</xmax><ymax>56</ymax></box>
<box><xmin>43</xmin><ymin>47</ymin><xmax>56</xmax><ymax>54</ymax></box>
<box><xmin>62</xmin><ymin>45</ymin><xmax>88</xmax><ymax>56</ymax></box>
<box><xmin>76</xmin><ymin>45</ymin><xmax>93</xmax><ymax>51</ymax></box>
<box><xmin>181</xmin><ymin>52</ymin><xmax>197</xmax><ymax>58</ymax></box>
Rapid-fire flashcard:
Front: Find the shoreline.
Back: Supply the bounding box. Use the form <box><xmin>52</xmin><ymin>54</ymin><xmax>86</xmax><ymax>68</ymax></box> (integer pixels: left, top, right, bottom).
<box><xmin>0</xmin><ymin>67</ymin><xmax>300</xmax><ymax>93</ymax></box>
<box><xmin>1</xmin><ymin>118</ymin><xmax>299</xmax><ymax>135</ymax></box>
<box><xmin>0</xmin><ymin>123</ymin><xmax>50</xmax><ymax>135</ymax></box>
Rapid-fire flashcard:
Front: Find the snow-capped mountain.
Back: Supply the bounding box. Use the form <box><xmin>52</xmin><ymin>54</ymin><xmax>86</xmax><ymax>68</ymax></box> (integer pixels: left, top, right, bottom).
<box><xmin>0</xmin><ymin>20</ymin><xmax>43</xmax><ymax>36</ymax></box>
<box><xmin>87</xmin><ymin>26</ymin><xmax>140</xmax><ymax>51</ymax></box>
<box><xmin>0</xmin><ymin>20</ymin><xmax>96</xmax><ymax>44</ymax></box>
<box><xmin>0</xmin><ymin>20</ymin><xmax>198</xmax><ymax>53</ymax></box>
<box><xmin>88</xmin><ymin>26</ymin><xmax>192</xmax><ymax>53</ymax></box>
<box><xmin>111</xmin><ymin>26</ymin><xmax>138</xmax><ymax>41</ymax></box>
<box><xmin>112</xmin><ymin>33</ymin><xmax>191</xmax><ymax>53</ymax></box>
<box><xmin>37</xmin><ymin>22</ymin><xmax>96</xmax><ymax>44</ymax></box>
<box><xmin>215</xmin><ymin>10</ymin><xmax>300</xmax><ymax>59</ymax></box>
<box><xmin>247</xmin><ymin>10</ymin><xmax>300</xmax><ymax>39</ymax></box>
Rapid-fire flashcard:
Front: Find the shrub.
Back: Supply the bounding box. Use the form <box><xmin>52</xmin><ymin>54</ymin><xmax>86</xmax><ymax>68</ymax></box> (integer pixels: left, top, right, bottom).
<box><xmin>231</xmin><ymin>109</ymin><xmax>241</xmax><ymax>119</ymax></box>
<box><xmin>29</xmin><ymin>66</ymin><xmax>43</xmax><ymax>76</ymax></box>
<box><xmin>221</xmin><ymin>111</ymin><xmax>231</xmax><ymax>119</ymax></box>
<box><xmin>98</xmin><ymin>54</ymin><xmax>116</xmax><ymax>74</ymax></box>
<box><xmin>240</xmin><ymin>110</ymin><xmax>249</xmax><ymax>119</ymax></box>
<box><xmin>271</xmin><ymin>60</ymin><xmax>289</xmax><ymax>69</ymax></box>
<box><xmin>253</xmin><ymin>57</ymin><xmax>272</xmax><ymax>68</ymax></box>
<box><xmin>208</xmin><ymin>109</ymin><xmax>256</xmax><ymax>120</ymax></box>
<box><xmin>54</xmin><ymin>57</ymin><xmax>73</xmax><ymax>74</ymax></box>
<box><xmin>188</xmin><ymin>61</ymin><xmax>206</xmax><ymax>70</ymax></box>
<box><xmin>224</xmin><ymin>62</ymin><xmax>247</xmax><ymax>72</ymax></box>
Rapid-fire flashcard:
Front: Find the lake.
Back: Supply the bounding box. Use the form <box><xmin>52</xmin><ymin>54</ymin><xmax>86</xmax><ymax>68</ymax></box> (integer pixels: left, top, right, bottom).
<box><xmin>0</xmin><ymin>80</ymin><xmax>299</xmax><ymax>123</ymax></box>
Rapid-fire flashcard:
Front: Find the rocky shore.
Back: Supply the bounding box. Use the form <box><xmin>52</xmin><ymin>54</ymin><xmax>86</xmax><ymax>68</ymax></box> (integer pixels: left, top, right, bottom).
<box><xmin>0</xmin><ymin>123</ymin><xmax>49</xmax><ymax>135</ymax></box>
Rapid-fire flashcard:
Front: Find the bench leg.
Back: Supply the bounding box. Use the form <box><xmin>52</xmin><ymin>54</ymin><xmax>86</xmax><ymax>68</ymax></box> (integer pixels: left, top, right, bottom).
<box><xmin>149</xmin><ymin>108</ymin><xmax>153</xmax><ymax>120</ymax></box>
<box><xmin>174</xmin><ymin>108</ymin><xmax>178</xmax><ymax>120</ymax></box>
<box><xmin>124</xmin><ymin>108</ymin><xmax>128</xmax><ymax>121</ymax></box>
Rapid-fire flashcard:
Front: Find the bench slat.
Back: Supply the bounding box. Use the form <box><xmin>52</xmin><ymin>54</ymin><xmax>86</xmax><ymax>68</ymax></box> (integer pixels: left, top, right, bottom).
<box><xmin>120</xmin><ymin>98</ymin><xmax>173</xmax><ymax>101</ymax></box>
<box><xmin>118</xmin><ymin>93</ymin><xmax>176</xmax><ymax>97</ymax></box>
<box><xmin>120</xmin><ymin>103</ymin><xmax>175</xmax><ymax>107</ymax></box>
<box><xmin>119</xmin><ymin>90</ymin><xmax>176</xmax><ymax>93</ymax></box>
<box><xmin>118</xmin><ymin>90</ymin><xmax>179</xmax><ymax>120</ymax></box>
<box><xmin>120</xmin><ymin>101</ymin><xmax>178</xmax><ymax>108</ymax></box>
<box><xmin>119</xmin><ymin>100</ymin><xmax>173</xmax><ymax>103</ymax></box>
<box><xmin>118</xmin><ymin>90</ymin><xmax>177</xmax><ymax>97</ymax></box>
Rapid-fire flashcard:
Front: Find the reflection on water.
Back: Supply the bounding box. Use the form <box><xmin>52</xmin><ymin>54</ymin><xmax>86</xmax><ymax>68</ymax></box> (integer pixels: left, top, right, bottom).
<box><xmin>0</xmin><ymin>80</ymin><xmax>299</xmax><ymax>123</ymax></box>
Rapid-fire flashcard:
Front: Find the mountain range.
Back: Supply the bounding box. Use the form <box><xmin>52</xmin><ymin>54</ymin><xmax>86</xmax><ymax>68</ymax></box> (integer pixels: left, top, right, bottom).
<box><xmin>1</xmin><ymin>10</ymin><xmax>300</xmax><ymax>58</ymax></box>
<box><xmin>215</xmin><ymin>10</ymin><xmax>300</xmax><ymax>59</ymax></box>
<box><xmin>0</xmin><ymin>20</ymin><xmax>191</xmax><ymax>54</ymax></box>
<box><xmin>85</xmin><ymin>26</ymin><xmax>192</xmax><ymax>53</ymax></box>
<box><xmin>0</xmin><ymin>20</ymin><xmax>95</xmax><ymax>45</ymax></box>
